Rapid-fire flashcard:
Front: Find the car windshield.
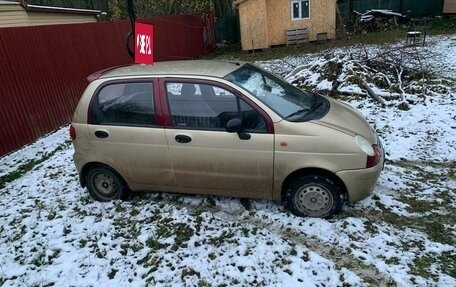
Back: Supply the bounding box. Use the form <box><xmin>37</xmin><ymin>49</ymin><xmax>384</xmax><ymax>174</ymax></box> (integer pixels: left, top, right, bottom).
<box><xmin>225</xmin><ymin>64</ymin><xmax>315</xmax><ymax>120</ymax></box>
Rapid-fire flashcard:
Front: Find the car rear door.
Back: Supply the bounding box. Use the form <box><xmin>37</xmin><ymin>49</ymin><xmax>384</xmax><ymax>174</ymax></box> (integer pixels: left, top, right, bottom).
<box><xmin>87</xmin><ymin>79</ymin><xmax>176</xmax><ymax>189</ymax></box>
<box><xmin>161</xmin><ymin>79</ymin><xmax>274</xmax><ymax>199</ymax></box>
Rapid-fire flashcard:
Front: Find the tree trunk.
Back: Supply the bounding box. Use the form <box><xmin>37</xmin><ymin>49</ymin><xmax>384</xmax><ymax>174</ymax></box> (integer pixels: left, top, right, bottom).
<box><xmin>348</xmin><ymin>0</ymin><xmax>354</xmax><ymax>24</ymax></box>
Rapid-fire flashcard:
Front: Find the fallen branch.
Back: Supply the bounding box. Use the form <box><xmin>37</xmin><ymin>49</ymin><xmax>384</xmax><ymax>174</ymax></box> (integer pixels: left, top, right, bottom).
<box><xmin>395</xmin><ymin>67</ymin><xmax>406</xmax><ymax>102</ymax></box>
<box><xmin>359</xmin><ymin>77</ymin><xmax>386</xmax><ymax>107</ymax></box>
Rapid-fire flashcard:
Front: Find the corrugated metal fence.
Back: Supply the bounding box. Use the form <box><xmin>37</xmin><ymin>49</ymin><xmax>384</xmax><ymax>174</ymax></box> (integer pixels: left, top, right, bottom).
<box><xmin>0</xmin><ymin>14</ymin><xmax>216</xmax><ymax>156</ymax></box>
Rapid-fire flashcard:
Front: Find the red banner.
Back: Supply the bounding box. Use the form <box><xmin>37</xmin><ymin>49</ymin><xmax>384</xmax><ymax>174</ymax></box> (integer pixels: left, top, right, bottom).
<box><xmin>135</xmin><ymin>22</ymin><xmax>154</xmax><ymax>65</ymax></box>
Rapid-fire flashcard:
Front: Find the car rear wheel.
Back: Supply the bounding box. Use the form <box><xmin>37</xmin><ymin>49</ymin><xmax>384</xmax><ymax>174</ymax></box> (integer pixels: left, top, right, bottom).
<box><xmin>284</xmin><ymin>175</ymin><xmax>343</xmax><ymax>218</ymax></box>
<box><xmin>85</xmin><ymin>165</ymin><xmax>128</xmax><ymax>202</ymax></box>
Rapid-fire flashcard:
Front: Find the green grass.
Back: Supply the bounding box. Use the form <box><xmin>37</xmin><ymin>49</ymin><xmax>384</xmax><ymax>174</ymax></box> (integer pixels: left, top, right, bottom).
<box><xmin>279</xmin><ymin>222</ymin><xmax>390</xmax><ymax>285</ymax></box>
<box><xmin>240</xmin><ymin>198</ymin><xmax>252</xmax><ymax>211</ymax></box>
<box><xmin>208</xmin><ymin>230</ymin><xmax>236</xmax><ymax>247</ymax></box>
<box><xmin>0</xmin><ymin>159</ymin><xmax>40</xmax><ymax>189</ymax></box>
<box><xmin>364</xmin><ymin>193</ymin><xmax>455</xmax><ymax>246</ymax></box>
<box><xmin>411</xmin><ymin>251</ymin><xmax>456</xmax><ymax>281</ymax></box>
<box><xmin>352</xmin><ymin>207</ymin><xmax>454</xmax><ymax>281</ymax></box>
<box><xmin>0</xmin><ymin>142</ymin><xmax>70</xmax><ymax>190</ymax></box>
<box><xmin>343</xmin><ymin>156</ymin><xmax>456</xmax><ymax>280</ymax></box>
<box><xmin>429</xmin><ymin>17</ymin><xmax>456</xmax><ymax>34</ymax></box>
<box><xmin>146</xmin><ymin>237</ymin><xmax>166</xmax><ymax>250</ymax></box>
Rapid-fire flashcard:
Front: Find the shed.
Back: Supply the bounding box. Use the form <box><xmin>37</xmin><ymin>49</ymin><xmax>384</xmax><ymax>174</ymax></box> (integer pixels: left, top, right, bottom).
<box><xmin>0</xmin><ymin>0</ymin><xmax>100</xmax><ymax>28</ymax></box>
<box><xmin>234</xmin><ymin>0</ymin><xmax>336</xmax><ymax>50</ymax></box>
<box><xmin>443</xmin><ymin>0</ymin><xmax>456</xmax><ymax>14</ymax></box>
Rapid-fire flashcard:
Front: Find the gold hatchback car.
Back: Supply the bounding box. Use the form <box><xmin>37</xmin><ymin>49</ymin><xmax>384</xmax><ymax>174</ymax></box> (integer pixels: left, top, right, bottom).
<box><xmin>70</xmin><ymin>60</ymin><xmax>384</xmax><ymax>218</ymax></box>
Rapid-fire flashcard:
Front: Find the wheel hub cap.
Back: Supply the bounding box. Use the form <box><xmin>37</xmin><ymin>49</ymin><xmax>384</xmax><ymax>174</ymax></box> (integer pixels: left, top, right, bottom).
<box><xmin>295</xmin><ymin>184</ymin><xmax>333</xmax><ymax>215</ymax></box>
<box><xmin>94</xmin><ymin>173</ymin><xmax>116</xmax><ymax>196</ymax></box>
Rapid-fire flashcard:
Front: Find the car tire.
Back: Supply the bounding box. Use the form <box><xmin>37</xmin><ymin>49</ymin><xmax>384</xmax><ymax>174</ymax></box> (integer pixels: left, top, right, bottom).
<box><xmin>284</xmin><ymin>175</ymin><xmax>343</xmax><ymax>219</ymax></box>
<box><xmin>85</xmin><ymin>165</ymin><xmax>129</xmax><ymax>202</ymax></box>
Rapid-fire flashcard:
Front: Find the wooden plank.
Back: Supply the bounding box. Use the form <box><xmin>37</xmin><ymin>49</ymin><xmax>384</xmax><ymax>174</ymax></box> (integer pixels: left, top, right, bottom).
<box><xmin>443</xmin><ymin>0</ymin><xmax>456</xmax><ymax>13</ymax></box>
<box><xmin>316</xmin><ymin>32</ymin><xmax>328</xmax><ymax>43</ymax></box>
<box><xmin>0</xmin><ymin>11</ymin><xmax>28</xmax><ymax>27</ymax></box>
<box><xmin>0</xmin><ymin>3</ymin><xmax>22</xmax><ymax>12</ymax></box>
<box><xmin>285</xmin><ymin>27</ymin><xmax>308</xmax><ymax>45</ymax></box>
<box><xmin>27</xmin><ymin>12</ymin><xmax>96</xmax><ymax>25</ymax></box>
<box><xmin>238</xmin><ymin>0</ymin><xmax>269</xmax><ymax>50</ymax></box>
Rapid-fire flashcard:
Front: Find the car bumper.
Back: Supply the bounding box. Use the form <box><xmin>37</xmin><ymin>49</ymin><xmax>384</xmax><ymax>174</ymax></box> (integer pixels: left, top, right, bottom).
<box><xmin>73</xmin><ymin>152</ymin><xmax>86</xmax><ymax>187</ymax></box>
<box><xmin>336</xmin><ymin>162</ymin><xmax>383</xmax><ymax>202</ymax></box>
<box><xmin>336</xmin><ymin>138</ymin><xmax>384</xmax><ymax>203</ymax></box>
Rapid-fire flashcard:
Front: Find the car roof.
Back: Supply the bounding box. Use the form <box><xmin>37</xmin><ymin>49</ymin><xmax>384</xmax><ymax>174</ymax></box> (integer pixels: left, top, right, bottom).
<box><xmin>95</xmin><ymin>60</ymin><xmax>246</xmax><ymax>80</ymax></box>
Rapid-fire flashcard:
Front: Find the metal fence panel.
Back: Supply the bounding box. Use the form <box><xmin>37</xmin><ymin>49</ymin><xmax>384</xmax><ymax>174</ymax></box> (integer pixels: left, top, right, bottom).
<box><xmin>0</xmin><ymin>15</ymin><xmax>215</xmax><ymax>156</ymax></box>
<box><xmin>216</xmin><ymin>15</ymin><xmax>240</xmax><ymax>43</ymax></box>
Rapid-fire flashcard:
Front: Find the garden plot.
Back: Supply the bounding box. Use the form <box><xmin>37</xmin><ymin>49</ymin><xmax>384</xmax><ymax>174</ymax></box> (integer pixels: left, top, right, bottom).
<box><xmin>0</xmin><ymin>35</ymin><xmax>455</xmax><ymax>286</ymax></box>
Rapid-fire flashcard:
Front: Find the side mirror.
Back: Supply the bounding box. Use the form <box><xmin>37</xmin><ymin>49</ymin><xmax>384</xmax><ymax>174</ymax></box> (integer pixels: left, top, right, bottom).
<box><xmin>226</xmin><ymin>118</ymin><xmax>251</xmax><ymax>140</ymax></box>
<box><xmin>225</xmin><ymin>117</ymin><xmax>243</xmax><ymax>133</ymax></box>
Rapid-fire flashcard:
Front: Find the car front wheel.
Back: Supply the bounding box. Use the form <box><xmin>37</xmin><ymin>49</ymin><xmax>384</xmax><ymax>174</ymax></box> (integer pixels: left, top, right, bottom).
<box><xmin>85</xmin><ymin>165</ymin><xmax>128</xmax><ymax>202</ymax></box>
<box><xmin>284</xmin><ymin>175</ymin><xmax>343</xmax><ymax>218</ymax></box>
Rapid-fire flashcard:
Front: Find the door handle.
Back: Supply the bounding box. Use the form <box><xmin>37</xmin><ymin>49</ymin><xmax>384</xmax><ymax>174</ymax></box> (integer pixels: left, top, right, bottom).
<box><xmin>175</xmin><ymin>134</ymin><xmax>192</xmax><ymax>143</ymax></box>
<box><xmin>95</xmin><ymin>130</ymin><xmax>109</xmax><ymax>138</ymax></box>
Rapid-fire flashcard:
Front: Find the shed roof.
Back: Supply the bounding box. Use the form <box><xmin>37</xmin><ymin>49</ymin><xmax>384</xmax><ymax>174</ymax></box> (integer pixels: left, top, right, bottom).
<box><xmin>2</xmin><ymin>0</ymin><xmax>101</xmax><ymax>15</ymax></box>
<box><xmin>0</xmin><ymin>0</ymin><xmax>19</xmax><ymax>4</ymax></box>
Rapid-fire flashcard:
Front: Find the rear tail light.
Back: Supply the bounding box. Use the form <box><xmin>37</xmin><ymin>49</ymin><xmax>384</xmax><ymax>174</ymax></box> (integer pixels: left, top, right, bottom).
<box><xmin>69</xmin><ymin>124</ymin><xmax>76</xmax><ymax>140</ymax></box>
<box><xmin>366</xmin><ymin>145</ymin><xmax>381</xmax><ymax>168</ymax></box>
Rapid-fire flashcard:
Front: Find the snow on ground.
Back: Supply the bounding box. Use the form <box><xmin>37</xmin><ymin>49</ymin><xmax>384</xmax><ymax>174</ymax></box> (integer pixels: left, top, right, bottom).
<box><xmin>427</xmin><ymin>34</ymin><xmax>456</xmax><ymax>78</ymax></box>
<box><xmin>1</xmin><ymin>35</ymin><xmax>455</xmax><ymax>286</ymax></box>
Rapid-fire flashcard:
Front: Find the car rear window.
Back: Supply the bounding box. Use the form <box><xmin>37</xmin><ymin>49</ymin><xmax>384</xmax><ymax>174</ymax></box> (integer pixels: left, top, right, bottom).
<box><xmin>94</xmin><ymin>82</ymin><xmax>155</xmax><ymax>127</ymax></box>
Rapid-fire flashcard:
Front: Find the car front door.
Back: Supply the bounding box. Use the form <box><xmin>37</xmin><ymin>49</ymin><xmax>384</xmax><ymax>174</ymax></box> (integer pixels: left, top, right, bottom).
<box><xmin>87</xmin><ymin>80</ymin><xmax>176</xmax><ymax>189</ymax></box>
<box><xmin>162</xmin><ymin>79</ymin><xmax>274</xmax><ymax>199</ymax></box>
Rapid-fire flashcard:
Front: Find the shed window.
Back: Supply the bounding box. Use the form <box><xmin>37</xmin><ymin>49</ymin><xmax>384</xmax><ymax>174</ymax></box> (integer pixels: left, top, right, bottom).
<box><xmin>291</xmin><ymin>0</ymin><xmax>310</xmax><ymax>20</ymax></box>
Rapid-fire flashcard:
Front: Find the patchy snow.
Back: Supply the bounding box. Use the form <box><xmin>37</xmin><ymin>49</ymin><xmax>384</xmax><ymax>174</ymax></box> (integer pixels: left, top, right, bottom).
<box><xmin>0</xmin><ymin>128</ymin><xmax>69</xmax><ymax>177</ymax></box>
<box><xmin>425</xmin><ymin>35</ymin><xmax>456</xmax><ymax>78</ymax></box>
<box><xmin>351</xmin><ymin>94</ymin><xmax>456</xmax><ymax>162</ymax></box>
<box><xmin>1</xmin><ymin>35</ymin><xmax>455</xmax><ymax>286</ymax></box>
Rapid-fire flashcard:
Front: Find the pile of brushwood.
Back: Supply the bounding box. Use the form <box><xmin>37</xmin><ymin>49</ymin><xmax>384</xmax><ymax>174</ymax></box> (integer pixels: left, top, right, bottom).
<box><xmin>284</xmin><ymin>40</ymin><xmax>454</xmax><ymax>110</ymax></box>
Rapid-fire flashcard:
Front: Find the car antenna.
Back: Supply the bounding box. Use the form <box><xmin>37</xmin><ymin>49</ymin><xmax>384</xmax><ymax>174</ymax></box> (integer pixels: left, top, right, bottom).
<box><xmin>125</xmin><ymin>0</ymin><xmax>137</xmax><ymax>59</ymax></box>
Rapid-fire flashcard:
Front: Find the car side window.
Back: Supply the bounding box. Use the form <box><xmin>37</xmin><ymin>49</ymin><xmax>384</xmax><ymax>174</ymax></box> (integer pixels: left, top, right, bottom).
<box><xmin>96</xmin><ymin>82</ymin><xmax>155</xmax><ymax>126</ymax></box>
<box><xmin>166</xmin><ymin>82</ymin><xmax>266</xmax><ymax>132</ymax></box>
